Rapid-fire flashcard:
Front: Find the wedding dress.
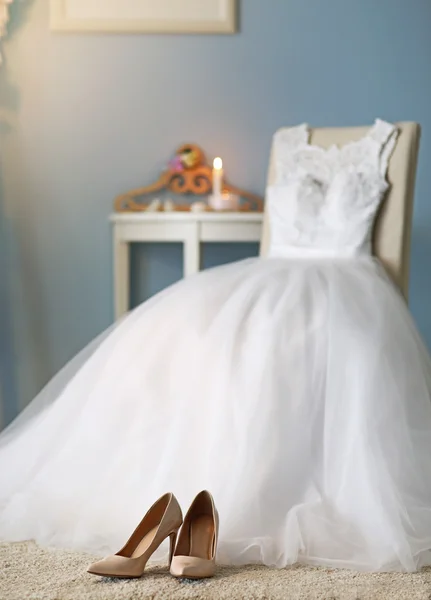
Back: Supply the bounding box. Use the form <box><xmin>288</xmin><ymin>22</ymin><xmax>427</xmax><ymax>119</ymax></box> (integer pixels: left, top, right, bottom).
<box><xmin>1</xmin><ymin>119</ymin><xmax>431</xmax><ymax>572</ymax></box>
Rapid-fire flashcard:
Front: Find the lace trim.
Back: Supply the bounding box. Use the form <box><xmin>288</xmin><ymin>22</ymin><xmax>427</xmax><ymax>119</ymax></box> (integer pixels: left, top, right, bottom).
<box><xmin>272</xmin><ymin>119</ymin><xmax>398</xmax><ymax>185</ymax></box>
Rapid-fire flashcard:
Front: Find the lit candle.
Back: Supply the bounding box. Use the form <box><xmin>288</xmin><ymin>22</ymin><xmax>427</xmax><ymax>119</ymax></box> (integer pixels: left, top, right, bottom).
<box><xmin>212</xmin><ymin>157</ymin><xmax>223</xmax><ymax>198</ymax></box>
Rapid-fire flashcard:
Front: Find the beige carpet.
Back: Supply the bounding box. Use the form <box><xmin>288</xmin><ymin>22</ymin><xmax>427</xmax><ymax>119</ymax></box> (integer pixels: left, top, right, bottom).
<box><xmin>1</xmin><ymin>542</ymin><xmax>431</xmax><ymax>600</ymax></box>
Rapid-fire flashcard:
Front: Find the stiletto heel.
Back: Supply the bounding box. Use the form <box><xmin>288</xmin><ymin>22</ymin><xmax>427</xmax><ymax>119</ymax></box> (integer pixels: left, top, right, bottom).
<box><xmin>170</xmin><ymin>490</ymin><xmax>219</xmax><ymax>579</ymax></box>
<box><xmin>87</xmin><ymin>493</ymin><xmax>183</xmax><ymax>578</ymax></box>
<box><xmin>169</xmin><ymin>530</ymin><xmax>178</xmax><ymax>564</ymax></box>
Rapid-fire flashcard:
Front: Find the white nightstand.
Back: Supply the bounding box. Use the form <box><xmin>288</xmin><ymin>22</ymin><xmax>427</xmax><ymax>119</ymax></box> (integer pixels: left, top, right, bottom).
<box><xmin>110</xmin><ymin>211</ymin><xmax>263</xmax><ymax>319</ymax></box>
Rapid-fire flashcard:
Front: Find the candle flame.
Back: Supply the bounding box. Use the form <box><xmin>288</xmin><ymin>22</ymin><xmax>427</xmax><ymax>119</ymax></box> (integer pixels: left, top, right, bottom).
<box><xmin>213</xmin><ymin>157</ymin><xmax>223</xmax><ymax>170</ymax></box>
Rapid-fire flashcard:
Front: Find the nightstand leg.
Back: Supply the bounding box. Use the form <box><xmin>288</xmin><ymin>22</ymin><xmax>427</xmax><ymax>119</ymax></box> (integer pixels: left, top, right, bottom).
<box><xmin>183</xmin><ymin>223</ymin><xmax>200</xmax><ymax>277</ymax></box>
<box><xmin>114</xmin><ymin>238</ymin><xmax>130</xmax><ymax>320</ymax></box>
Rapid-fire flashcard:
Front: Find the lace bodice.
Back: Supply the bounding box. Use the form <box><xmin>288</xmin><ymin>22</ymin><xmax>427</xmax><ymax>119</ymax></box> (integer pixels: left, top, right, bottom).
<box><xmin>266</xmin><ymin>119</ymin><xmax>398</xmax><ymax>258</ymax></box>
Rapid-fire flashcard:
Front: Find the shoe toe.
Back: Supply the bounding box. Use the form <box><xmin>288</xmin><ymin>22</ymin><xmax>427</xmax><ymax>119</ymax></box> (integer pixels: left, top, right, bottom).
<box><xmin>87</xmin><ymin>555</ymin><xmax>140</xmax><ymax>578</ymax></box>
<box><xmin>87</xmin><ymin>558</ymin><xmax>112</xmax><ymax>576</ymax></box>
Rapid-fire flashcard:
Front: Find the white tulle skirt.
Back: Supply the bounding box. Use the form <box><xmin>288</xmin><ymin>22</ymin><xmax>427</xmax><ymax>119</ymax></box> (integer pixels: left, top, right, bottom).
<box><xmin>1</xmin><ymin>256</ymin><xmax>431</xmax><ymax>572</ymax></box>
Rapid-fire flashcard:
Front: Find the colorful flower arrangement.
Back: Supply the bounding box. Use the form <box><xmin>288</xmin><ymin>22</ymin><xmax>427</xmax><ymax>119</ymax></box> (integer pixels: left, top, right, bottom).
<box><xmin>168</xmin><ymin>146</ymin><xmax>202</xmax><ymax>172</ymax></box>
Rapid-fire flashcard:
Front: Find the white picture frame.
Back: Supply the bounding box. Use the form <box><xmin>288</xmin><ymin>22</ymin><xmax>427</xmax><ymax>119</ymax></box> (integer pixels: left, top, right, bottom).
<box><xmin>50</xmin><ymin>0</ymin><xmax>237</xmax><ymax>34</ymax></box>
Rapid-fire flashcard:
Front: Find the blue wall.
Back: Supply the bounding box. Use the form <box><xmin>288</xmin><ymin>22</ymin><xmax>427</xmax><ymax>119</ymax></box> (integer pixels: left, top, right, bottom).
<box><xmin>1</xmin><ymin>0</ymin><xmax>431</xmax><ymax>424</ymax></box>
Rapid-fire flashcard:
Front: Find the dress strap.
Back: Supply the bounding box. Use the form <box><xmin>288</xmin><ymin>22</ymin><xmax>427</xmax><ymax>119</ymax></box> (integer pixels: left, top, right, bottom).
<box><xmin>272</xmin><ymin>124</ymin><xmax>309</xmax><ymax>184</ymax></box>
<box><xmin>368</xmin><ymin>119</ymin><xmax>399</xmax><ymax>177</ymax></box>
<box><xmin>273</xmin><ymin>124</ymin><xmax>309</xmax><ymax>154</ymax></box>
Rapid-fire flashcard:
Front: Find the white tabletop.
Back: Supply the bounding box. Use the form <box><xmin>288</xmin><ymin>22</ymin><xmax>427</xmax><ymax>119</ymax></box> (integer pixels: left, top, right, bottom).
<box><xmin>110</xmin><ymin>211</ymin><xmax>263</xmax><ymax>223</ymax></box>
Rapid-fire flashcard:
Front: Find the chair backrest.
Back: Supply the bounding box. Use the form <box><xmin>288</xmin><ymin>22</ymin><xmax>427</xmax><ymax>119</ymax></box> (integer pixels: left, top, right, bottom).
<box><xmin>260</xmin><ymin>122</ymin><xmax>421</xmax><ymax>301</ymax></box>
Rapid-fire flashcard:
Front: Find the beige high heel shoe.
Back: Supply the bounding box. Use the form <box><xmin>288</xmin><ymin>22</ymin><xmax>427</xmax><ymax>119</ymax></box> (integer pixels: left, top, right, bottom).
<box><xmin>170</xmin><ymin>490</ymin><xmax>219</xmax><ymax>579</ymax></box>
<box><xmin>87</xmin><ymin>493</ymin><xmax>182</xmax><ymax>578</ymax></box>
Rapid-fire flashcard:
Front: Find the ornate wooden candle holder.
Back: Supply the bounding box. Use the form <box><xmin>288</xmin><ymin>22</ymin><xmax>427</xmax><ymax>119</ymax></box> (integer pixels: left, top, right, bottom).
<box><xmin>114</xmin><ymin>143</ymin><xmax>263</xmax><ymax>212</ymax></box>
